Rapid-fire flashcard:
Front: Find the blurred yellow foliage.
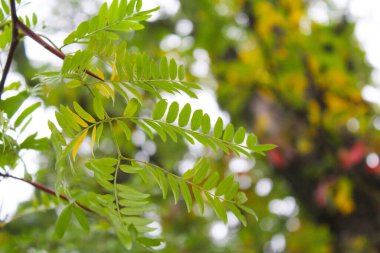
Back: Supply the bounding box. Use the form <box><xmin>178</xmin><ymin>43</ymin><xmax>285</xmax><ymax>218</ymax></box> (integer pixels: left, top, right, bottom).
<box><xmin>308</xmin><ymin>100</ymin><xmax>321</xmax><ymax>125</ymax></box>
<box><xmin>255</xmin><ymin>2</ymin><xmax>285</xmax><ymax>39</ymax></box>
<box><xmin>333</xmin><ymin>178</ymin><xmax>355</xmax><ymax>215</ymax></box>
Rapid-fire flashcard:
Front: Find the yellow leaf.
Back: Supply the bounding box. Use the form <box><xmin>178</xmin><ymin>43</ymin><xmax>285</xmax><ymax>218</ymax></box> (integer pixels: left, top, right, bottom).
<box><xmin>94</xmin><ymin>68</ymin><xmax>105</xmax><ymax>80</ymax></box>
<box><xmin>72</xmin><ymin>129</ymin><xmax>88</xmax><ymax>161</ymax></box>
<box><xmin>90</xmin><ymin>125</ymin><xmax>96</xmax><ymax>156</ymax></box>
<box><xmin>110</xmin><ymin>63</ymin><xmax>119</xmax><ymax>81</ymax></box>
<box><xmin>68</xmin><ymin>108</ymin><xmax>88</xmax><ymax>128</ymax></box>
<box><xmin>102</xmin><ymin>83</ymin><xmax>115</xmax><ymax>102</ymax></box>
<box><xmin>95</xmin><ymin>84</ymin><xmax>109</xmax><ymax>98</ymax></box>
<box><xmin>95</xmin><ymin>83</ymin><xmax>114</xmax><ymax>101</ymax></box>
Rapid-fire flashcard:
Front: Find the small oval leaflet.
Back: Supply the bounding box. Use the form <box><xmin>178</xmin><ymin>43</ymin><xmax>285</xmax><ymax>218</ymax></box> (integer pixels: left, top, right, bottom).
<box><xmin>213</xmin><ymin>117</ymin><xmax>223</xmax><ymax>138</ymax></box>
<box><xmin>166</xmin><ymin>102</ymin><xmax>179</xmax><ymax>123</ymax></box>
<box><xmin>152</xmin><ymin>99</ymin><xmax>168</xmax><ymax>120</ymax></box>
<box><xmin>178</xmin><ymin>103</ymin><xmax>191</xmax><ymax>127</ymax></box>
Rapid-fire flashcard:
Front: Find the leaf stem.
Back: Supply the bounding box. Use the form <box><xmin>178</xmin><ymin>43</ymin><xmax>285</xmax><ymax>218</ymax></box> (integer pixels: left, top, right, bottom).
<box><xmin>0</xmin><ymin>172</ymin><xmax>93</xmax><ymax>213</ymax></box>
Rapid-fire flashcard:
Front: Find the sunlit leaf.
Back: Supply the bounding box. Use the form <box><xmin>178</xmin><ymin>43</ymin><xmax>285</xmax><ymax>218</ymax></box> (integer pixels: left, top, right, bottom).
<box><xmin>179</xmin><ymin>181</ymin><xmax>192</xmax><ymax>212</ymax></box>
<box><xmin>166</xmin><ymin>102</ymin><xmax>179</xmax><ymax>123</ymax></box>
<box><xmin>178</xmin><ymin>103</ymin><xmax>191</xmax><ymax>127</ymax></box>
<box><xmin>73</xmin><ymin>102</ymin><xmax>95</xmax><ymax>123</ymax></box>
<box><xmin>152</xmin><ymin>99</ymin><xmax>168</xmax><ymax>120</ymax></box>
<box><xmin>72</xmin><ymin>129</ymin><xmax>88</xmax><ymax>161</ymax></box>
<box><xmin>213</xmin><ymin>117</ymin><xmax>223</xmax><ymax>138</ymax></box>
<box><xmin>55</xmin><ymin>205</ymin><xmax>72</xmax><ymax>238</ymax></box>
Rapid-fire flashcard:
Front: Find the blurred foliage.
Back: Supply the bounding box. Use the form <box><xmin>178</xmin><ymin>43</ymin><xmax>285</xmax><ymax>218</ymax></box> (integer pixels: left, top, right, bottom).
<box><xmin>1</xmin><ymin>0</ymin><xmax>380</xmax><ymax>252</ymax></box>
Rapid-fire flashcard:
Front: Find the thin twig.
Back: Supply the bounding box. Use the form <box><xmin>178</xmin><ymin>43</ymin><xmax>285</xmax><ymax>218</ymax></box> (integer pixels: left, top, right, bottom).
<box><xmin>0</xmin><ymin>0</ymin><xmax>20</xmax><ymax>101</ymax></box>
<box><xmin>0</xmin><ymin>0</ymin><xmax>103</xmax><ymax>101</ymax></box>
<box><xmin>0</xmin><ymin>172</ymin><xmax>93</xmax><ymax>213</ymax></box>
<box><xmin>15</xmin><ymin>20</ymin><xmax>103</xmax><ymax>81</ymax></box>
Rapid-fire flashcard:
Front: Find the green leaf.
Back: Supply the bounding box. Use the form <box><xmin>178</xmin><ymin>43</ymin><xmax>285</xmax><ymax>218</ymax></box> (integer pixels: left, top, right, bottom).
<box><xmin>183</xmin><ymin>158</ymin><xmax>204</xmax><ymax>180</ymax></box>
<box><xmin>169</xmin><ymin>58</ymin><xmax>177</xmax><ymax>80</ymax></box>
<box><xmin>235</xmin><ymin>192</ymin><xmax>248</xmax><ymax>204</ymax></box>
<box><xmin>59</xmin><ymin>106</ymin><xmax>81</xmax><ymax>131</ymax></box>
<box><xmin>226</xmin><ymin>202</ymin><xmax>247</xmax><ymax>226</ymax></box>
<box><xmin>111</xmin><ymin>20</ymin><xmax>144</xmax><ymax>31</ymax></box>
<box><xmin>0</xmin><ymin>91</ymin><xmax>28</xmax><ymax>118</ymax></box>
<box><xmin>14</xmin><ymin>102</ymin><xmax>41</xmax><ymax>128</ymax></box>
<box><xmin>117</xmin><ymin>184</ymin><xmax>150</xmax><ymax>200</ymax></box>
<box><xmin>120</xmin><ymin>164</ymin><xmax>143</xmax><ymax>174</ymax></box>
<box><xmin>212</xmin><ymin>196</ymin><xmax>227</xmax><ymax>223</ymax></box>
<box><xmin>93</xmin><ymin>97</ymin><xmax>105</xmax><ymax>120</ymax></box>
<box><xmin>178</xmin><ymin>65</ymin><xmax>185</xmax><ymax>80</ymax></box>
<box><xmin>108</xmin><ymin>0</ymin><xmax>119</xmax><ymax>24</ymax></box>
<box><xmin>124</xmin><ymin>98</ymin><xmax>141</xmax><ymax>117</ymax></box>
<box><xmin>201</xmin><ymin>113</ymin><xmax>211</xmax><ymax>134</ymax></box>
<box><xmin>191</xmin><ymin>109</ymin><xmax>203</xmax><ymax>130</ymax></box>
<box><xmin>118</xmin><ymin>0</ymin><xmax>128</xmax><ymax>19</ymax></box>
<box><xmin>205</xmin><ymin>192</ymin><xmax>226</xmax><ymax>223</ymax></box>
<box><xmin>179</xmin><ymin>181</ymin><xmax>192</xmax><ymax>212</ymax></box>
<box><xmin>193</xmin><ymin>159</ymin><xmax>209</xmax><ymax>184</ymax></box>
<box><xmin>166</xmin><ymin>102</ymin><xmax>179</xmax><ymax>123</ymax></box>
<box><xmin>118</xmin><ymin>231</ymin><xmax>133</xmax><ymax>251</ymax></box>
<box><xmin>144</xmin><ymin>120</ymin><xmax>167</xmax><ymax>142</ymax></box>
<box><xmin>117</xmin><ymin>120</ymin><xmax>131</xmax><ymax>141</ymax></box>
<box><xmin>151</xmin><ymin>60</ymin><xmax>160</xmax><ymax>79</ymax></box>
<box><xmin>160</xmin><ymin>57</ymin><xmax>169</xmax><ymax>79</ymax></box>
<box><xmin>203</xmin><ymin>171</ymin><xmax>219</xmax><ymax>190</ymax></box>
<box><xmin>251</xmin><ymin>144</ymin><xmax>277</xmax><ymax>152</ymax></box>
<box><xmin>73</xmin><ymin>206</ymin><xmax>89</xmax><ymax>232</ymax></box>
<box><xmin>66</xmin><ymin>80</ymin><xmax>82</xmax><ymax>88</ymax></box>
<box><xmin>73</xmin><ymin>102</ymin><xmax>95</xmax><ymax>123</ymax></box>
<box><xmin>76</xmin><ymin>21</ymin><xmax>89</xmax><ymax>37</ymax></box>
<box><xmin>19</xmin><ymin>134</ymin><xmax>49</xmax><ymax>151</ymax></box>
<box><xmin>32</xmin><ymin>13</ymin><xmax>38</xmax><ymax>26</ymax></box>
<box><xmin>136</xmin><ymin>0</ymin><xmax>143</xmax><ymax>11</ymax></box>
<box><xmin>222</xmin><ymin>123</ymin><xmax>234</xmax><ymax>142</ymax></box>
<box><xmin>137</xmin><ymin>237</ymin><xmax>162</xmax><ymax>247</ymax></box>
<box><xmin>213</xmin><ymin>117</ymin><xmax>224</xmax><ymax>138</ymax></box>
<box><xmin>192</xmin><ymin>186</ymin><xmax>204</xmax><ymax>215</ymax></box>
<box><xmin>3</xmin><ymin>81</ymin><xmax>20</xmax><ymax>92</ymax></box>
<box><xmin>152</xmin><ymin>99</ymin><xmax>168</xmax><ymax>120</ymax></box>
<box><xmin>55</xmin><ymin>205</ymin><xmax>72</xmax><ymax>238</ymax></box>
<box><xmin>215</xmin><ymin>174</ymin><xmax>235</xmax><ymax>196</ymax></box>
<box><xmin>246</xmin><ymin>133</ymin><xmax>257</xmax><ymax>148</ymax></box>
<box><xmin>127</xmin><ymin>0</ymin><xmax>137</xmax><ymax>16</ymax></box>
<box><xmin>96</xmin><ymin>123</ymin><xmax>103</xmax><ymax>146</ymax></box>
<box><xmin>234</xmin><ymin>127</ymin><xmax>246</xmax><ymax>144</ymax></box>
<box><xmin>178</xmin><ymin>103</ymin><xmax>191</xmax><ymax>127</ymax></box>
<box><xmin>158</xmin><ymin>169</ymin><xmax>169</xmax><ymax>199</ymax></box>
<box><xmin>1</xmin><ymin>0</ymin><xmax>9</xmax><ymax>15</ymax></box>
<box><xmin>237</xmin><ymin>204</ymin><xmax>258</xmax><ymax>221</ymax></box>
<box><xmin>224</xmin><ymin>181</ymin><xmax>239</xmax><ymax>200</ymax></box>
<box><xmin>168</xmin><ymin>174</ymin><xmax>179</xmax><ymax>204</ymax></box>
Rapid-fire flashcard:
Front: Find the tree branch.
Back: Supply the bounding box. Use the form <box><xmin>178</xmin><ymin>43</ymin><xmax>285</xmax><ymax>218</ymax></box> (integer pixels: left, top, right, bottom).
<box><xmin>15</xmin><ymin>21</ymin><xmax>104</xmax><ymax>81</ymax></box>
<box><xmin>0</xmin><ymin>0</ymin><xmax>20</xmax><ymax>101</ymax></box>
<box><xmin>0</xmin><ymin>0</ymin><xmax>103</xmax><ymax>101</ymax></box>
<box><xmin>0</xmin><ymin>172</ymin><xmax>93</xmax><ymax>213</ymax></box>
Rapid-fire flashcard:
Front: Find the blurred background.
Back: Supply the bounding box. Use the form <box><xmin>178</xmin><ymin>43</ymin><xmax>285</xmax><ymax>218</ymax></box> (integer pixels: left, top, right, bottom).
<box><xmin>1</xmin><ymin>0</ymin><xmax>380</xmax><ymax>252</ymax></box>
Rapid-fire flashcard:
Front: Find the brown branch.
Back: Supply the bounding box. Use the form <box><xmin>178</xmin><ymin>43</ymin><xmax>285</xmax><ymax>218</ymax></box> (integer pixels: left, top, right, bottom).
<box><xmin>15</xmin><ymin>21</ymin><xmax>104</xmax><ymax>81</ymax></box>
<box><xmin>0</xmin><ymin>0</ymin><xmax>103</xmax><ymax>99</ymax></box>
<box><xmin>0</xmin><ymin>172</ymin><xmax>93</xmax><ymax>213</ymax></box>
<box><xmin>0</xmin><ymin>0</ymin><xmax>20</xmax><ymax>101</ymax></box>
